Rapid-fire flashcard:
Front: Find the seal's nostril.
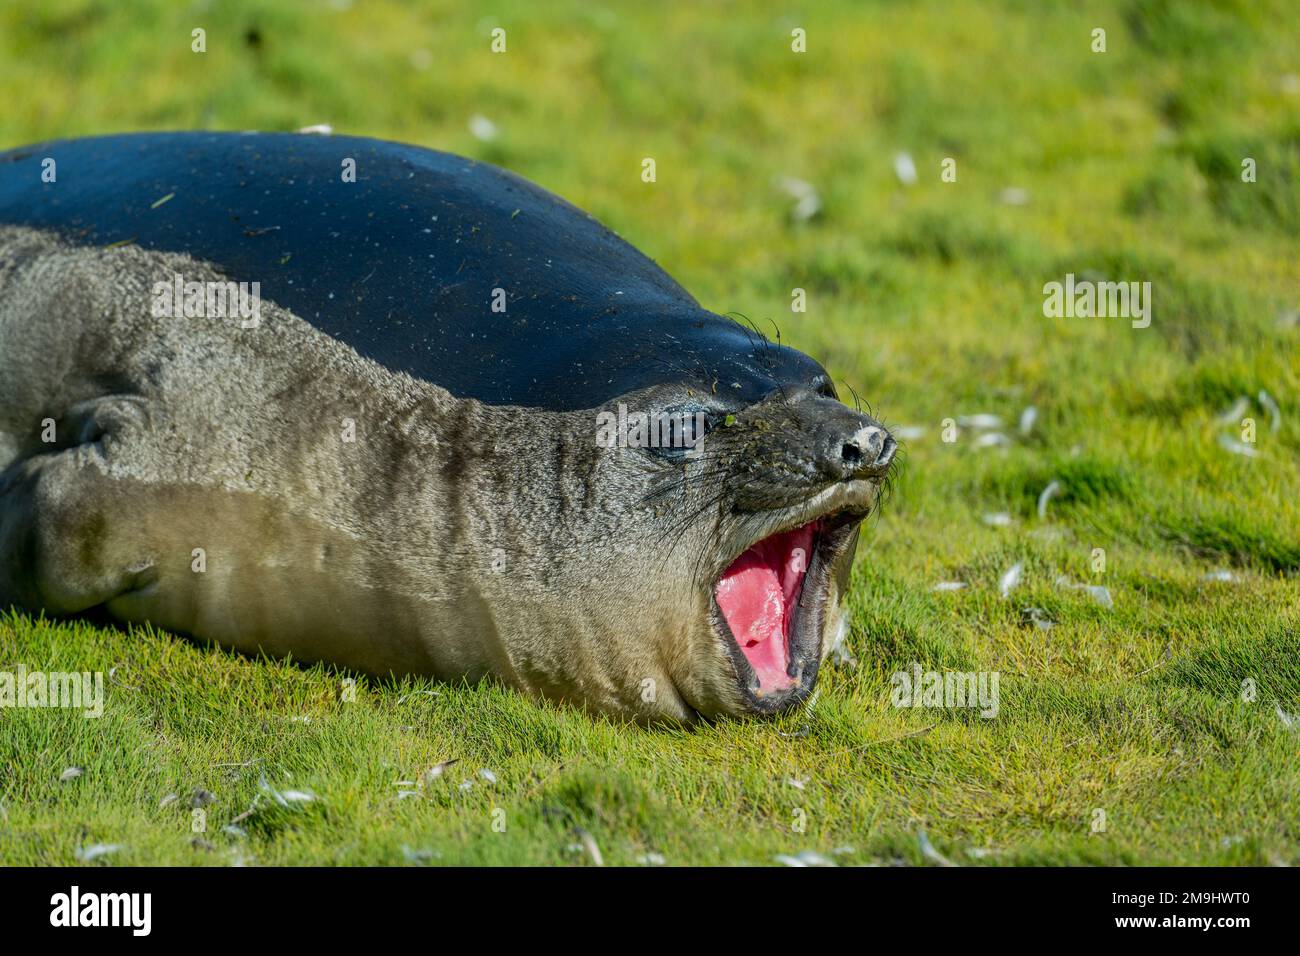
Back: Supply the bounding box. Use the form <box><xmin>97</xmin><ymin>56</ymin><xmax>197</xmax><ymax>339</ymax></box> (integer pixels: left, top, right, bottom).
<box><xmin>880</xmin><ymin>434</ymin><xmax>897</xmax><ymax>461</ymax></box>
<box><xmin>839</xmin><ymin>425</ymin><xmax>895</xmax><ymax>478</ymax></box>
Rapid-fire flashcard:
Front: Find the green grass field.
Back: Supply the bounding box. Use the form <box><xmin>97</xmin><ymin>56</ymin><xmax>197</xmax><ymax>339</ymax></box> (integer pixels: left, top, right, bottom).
<box><xmin>1</xmin><ymin>0</ymin><xmax>1298</xmax><ymax>866</ymax></box>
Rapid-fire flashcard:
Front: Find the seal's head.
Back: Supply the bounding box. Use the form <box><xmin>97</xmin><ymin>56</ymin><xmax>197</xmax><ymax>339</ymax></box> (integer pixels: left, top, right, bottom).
<box><xmin>511</xmin><ymin>348</ymin><xmax>895</xmax><ymax>725</ymax></box>
<box><xmin>622</xmin><ymin>377</ymin><xmax>895</xmax><ymax>721</ymax></box>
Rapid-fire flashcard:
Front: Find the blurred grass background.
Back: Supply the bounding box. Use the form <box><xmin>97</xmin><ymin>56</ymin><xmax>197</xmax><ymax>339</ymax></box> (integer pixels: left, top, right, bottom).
<box><xmin>1</xmin><ymin>0</ymin><xmax>1298</xmax><ymax>865</ymax></box>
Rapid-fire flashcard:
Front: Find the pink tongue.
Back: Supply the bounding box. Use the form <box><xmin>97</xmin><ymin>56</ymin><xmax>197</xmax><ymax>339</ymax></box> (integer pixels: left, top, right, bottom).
<box><xmin>714</xmin><ymin>524</ymin><xmax>816</xmax><ymax>692</ymax></box>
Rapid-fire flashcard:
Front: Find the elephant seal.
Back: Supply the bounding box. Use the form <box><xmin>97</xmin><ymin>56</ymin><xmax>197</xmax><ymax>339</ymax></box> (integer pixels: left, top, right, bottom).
<box><xmin>0</xmin><ymin>132</ymin><xmax>895</xmax><ymax>723</ymax></box>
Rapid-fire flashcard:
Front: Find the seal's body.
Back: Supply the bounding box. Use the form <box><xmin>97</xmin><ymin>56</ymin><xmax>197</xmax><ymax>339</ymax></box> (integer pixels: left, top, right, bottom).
<box><xmin>0</xmin><ymin>133</ymin><xmax>817</xmax><ymax>410</ymax></box>
<box><xmin>0</xmin><ymin>133</ymin><xmax>895</xmax><ymax>722</ymax></box>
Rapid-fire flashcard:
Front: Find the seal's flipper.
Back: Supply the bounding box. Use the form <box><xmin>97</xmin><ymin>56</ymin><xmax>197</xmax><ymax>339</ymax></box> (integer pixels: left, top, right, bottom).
<box><xmin>0</xmin><ymin>450</ymin><xmax>156</xmax><ymax>615</ymax></box>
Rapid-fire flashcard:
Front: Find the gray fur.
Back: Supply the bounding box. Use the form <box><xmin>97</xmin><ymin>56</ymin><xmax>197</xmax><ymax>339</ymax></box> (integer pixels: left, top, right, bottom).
<box><xmin>0</xmin><ymin>225</ymin><xmax>883</xmax><ymax>722</ymax></box>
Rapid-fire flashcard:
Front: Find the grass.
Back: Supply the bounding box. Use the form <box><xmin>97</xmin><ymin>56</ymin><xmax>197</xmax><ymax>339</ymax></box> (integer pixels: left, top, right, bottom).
<box><xmin>1</xmin><ymin>0</ymin><xmax>1298</xmax><ymax>866</ymax></box>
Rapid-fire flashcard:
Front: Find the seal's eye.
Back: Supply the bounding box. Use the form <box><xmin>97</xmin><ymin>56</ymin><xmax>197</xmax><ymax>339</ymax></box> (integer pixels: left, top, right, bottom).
<box><xmin>649</xmin><ymin>407</ymin><xmax>714</xmax><ymax>457</ymax></box>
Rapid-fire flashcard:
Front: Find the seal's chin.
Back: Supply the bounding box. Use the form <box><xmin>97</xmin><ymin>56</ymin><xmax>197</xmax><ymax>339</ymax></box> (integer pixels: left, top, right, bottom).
<box><xmin>711</xmin><ymin>507</ymin><xmax>864</xmax><ymax>714</ymax></box>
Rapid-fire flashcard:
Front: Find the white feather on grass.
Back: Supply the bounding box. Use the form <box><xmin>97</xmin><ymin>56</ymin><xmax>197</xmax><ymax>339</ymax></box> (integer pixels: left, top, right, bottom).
<box><xmin>1216</xmin><ymin>396</ymin><xmax>1251</xmax><ymax>425</ymax></box>
<box><xmin>957</xmin><ymin>413</ymin><xmax>1002</xmax><ymax>429</ymax></box>
<box><xmin>776</xmin><ymin>176</ymin><xmax>822</xmax><ymax>222</ymax></box>
<box><xmin>973</xmin><ymin>431</ymin><xmax>1010</xmax><ymax>449</ymax></box>
<box><xmin>75</xmin><ymin>843</ymin><xmax>122</xmax><ymax>862</ymax></box>
<box><xmin>893</xmin><ymin>152</ymin><xmax>918</xmax><ymax>185</ymax></box>
<box><xmin>918</xmin><ymin>830</ymin><xmax>957</xmax><ymax>866</ymax></box>
<box><xmin>575</xmin><ymin>827</ymin><xmax>604</xmax><ymax>866</ymax></box>
<box><xmin>1037</xmin><ymin>480</ymin><xmax>1062</xmax><ymax>518</ymax></box>
<box><xmin>999</xmin><ymin>562</ymin><xmax>1023</xmax><ymax>598</ymax></box>
<box><xmin>1258</xmin><ymin>390</ymin><xmax>1282</xmax><ymax>432</ymax></box>
<box><xmin>1217</xmin><ymin>433</ymin><xmax>1259</xmax><ymax>457</ymax></box>
<box><xmin>468</xmin><ymin>114</ymin><xmax>498</xmax><ymax>142</ymax></box>
<box><xmin>1018</xmin><ymin>405</ymin><xmax>1038</xmax><ymax>435</ymax></box>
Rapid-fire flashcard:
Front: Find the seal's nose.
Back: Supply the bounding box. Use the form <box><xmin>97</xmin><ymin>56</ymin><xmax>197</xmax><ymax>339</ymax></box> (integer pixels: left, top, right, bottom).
<box><xmin>766</xmin><ymin>386</ymin><xmax>897</xmax><ymax>484</ymax></box>
<box><xmin>833</xmin><ymin>424</ymin><xmax>896</xmax><ymax>479</ymax></box>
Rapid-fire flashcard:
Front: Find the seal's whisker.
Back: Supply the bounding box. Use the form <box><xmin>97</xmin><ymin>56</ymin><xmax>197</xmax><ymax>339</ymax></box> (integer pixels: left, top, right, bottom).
<box><xmin>762</xmin><ymin>315</ymin><xmax>783</xmax><ymax>348</ymax></box>
<box><xmin>841</xmin><ymin>379</ymin><xmax>864</xmax><ymax>414</ymax></box>
<box><xmin>636</xmin><ymin>462</ymin><xmax>743</xmax><ymax>507</ymax></box>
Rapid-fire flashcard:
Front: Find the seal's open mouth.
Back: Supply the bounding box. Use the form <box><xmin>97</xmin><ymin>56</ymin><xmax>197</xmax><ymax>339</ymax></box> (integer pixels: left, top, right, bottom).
<box><xmin>715</xmin><ymin>523</ymin><xmax>815</xmax><ymax>693</ymax></box>
<box><xmin>711</xmin><ymin>508</ymin><xmax>864</xmax><ymax>712</ymax></box>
